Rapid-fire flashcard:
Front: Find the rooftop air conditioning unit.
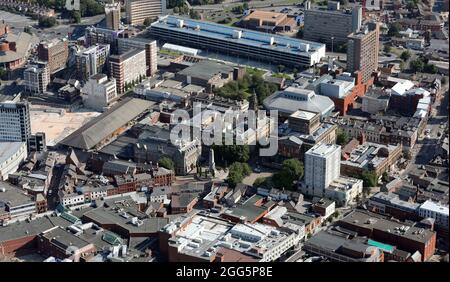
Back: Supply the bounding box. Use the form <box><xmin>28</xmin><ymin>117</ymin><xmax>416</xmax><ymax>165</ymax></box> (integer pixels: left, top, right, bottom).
<box><xmin>298</xmin><ymin>43</ymin><xmax>310</xmax><ymax>52</ymax></box>
<box><xmin>177</xmin><ymin>19</ymin><xmax>184</xmax><ymax>28</ymax></box>
<box><xmin>269</xmin><ymin>37</ymin><xmax>275</xmax><ymax>45</ymax></box>
<box><xmin>233</xmin><ymin>30</ymin><xmax>242</xmax><ymax>39</ymax></box>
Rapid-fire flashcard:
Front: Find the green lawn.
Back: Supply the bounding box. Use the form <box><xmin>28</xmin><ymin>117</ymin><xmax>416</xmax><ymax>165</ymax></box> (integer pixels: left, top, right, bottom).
<box><xmin>272</xmin><ymin>73</ymin><xmax>291</xmax><ymax>79</ymax></box>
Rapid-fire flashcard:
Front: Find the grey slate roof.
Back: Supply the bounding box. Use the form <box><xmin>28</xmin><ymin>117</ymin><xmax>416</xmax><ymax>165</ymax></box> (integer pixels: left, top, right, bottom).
<box><xmin>59</xmin><ymin>98</ymin><xmax>155</xmax><ymax>150</ymax></box>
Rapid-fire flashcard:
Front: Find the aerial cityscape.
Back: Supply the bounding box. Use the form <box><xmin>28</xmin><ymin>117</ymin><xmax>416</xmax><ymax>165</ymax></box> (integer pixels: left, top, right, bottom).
<box><xmin>0</xmin><ymin>0</ymin><xmax>448</xmax><ymax>264</ymax></box>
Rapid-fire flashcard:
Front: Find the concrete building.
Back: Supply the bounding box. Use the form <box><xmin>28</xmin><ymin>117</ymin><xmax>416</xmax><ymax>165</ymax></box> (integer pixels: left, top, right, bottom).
<box><xmin>318</xmin><ymin>71</ymin><xmax>368</xmax><ymax>115</ymax></box>
<box><xmin>105</xmin><ymin>2</ymin><xmax>121</xmax><ymax>31</ymax></box>
<box><xmin>304</xmin><ymin>4</ymin><xmax>362</xmax><ymax>47</ymax></box>
<box><xmin>0</xmin><ymin>142</ymin><xmax>27</xmax><ymax>181</ymax></box>
<box><xmin>361</xmin><ymin>88</ymin><xmax>390</xmax><ymax>115</ymax></box>
<box><xmin>174</xmin><ymin>60</ymin><xmax>237</xmax><ymax>93</ymax></box>
<box><xmin>109</xmin><ymin>49</ymin><xmax>146</xmax><ymax>93</ymax></box>
<box><xmin>37</xmin><ymin>38</ymin><xmax>68</xmax><ymax>74</ymax></box>
<box><xmin>324</xmin><ymin>176</ymin><xmax>363</xmax><ymax>206</ymax></box>
<box><xmin>23</xmin><ymin>62</ymin><xmax>50</xmax><ymax>95</ymax></box>
<box><xmin>117</xmin><ymin>37</ymin><xmax>157</xmax><ymax>76</ymax></box>
<box><xmin>288</xmin><ymin>110</ymin><xmax>321</xmax><ymax>135</ymax></box>
<box><xmin>347</xmin><ymin>22</ymin><xmax>380</xmax><ymax>83</ymax></box>
<box><xmin>0</xmin><ymin>181</ymin><xmax>36</xmax><ymax>222</ymax></box>
<box><xmin>76</xmin><ymin>44</ymin><xmax>111</xmax><ymax>82</ymax></box>
<box><xmin>150</xmin><ymin>15</ymin><xmax>326</xmax><ymax>68</ymax></box>
<box><xmin>302</xmin><ymin>143</ymin><xmax>341</xmax><ymax>197</ymax></box>
<box><xmin>84</xmin><ymin>26</ymin><xmax>124</xmax><ymax>52</ymax></box>
<box><xmin>82</xmin><ymin>74</ymin><xmax>118</xmax><ymax>112</ymax></box>
<box><xmin>160</xmin><ymin>213</ymin><xmax>302</xmax><ymax>262</ymax></box>
<box><xmin>0</xmin><ymin>101</ymin><xmax>31</xmax><ymax>143</ymax></box>
<box><xmin>126</xmin><ymin>0</ymin><xmax>166</xmax><ymax>25</ymax></box>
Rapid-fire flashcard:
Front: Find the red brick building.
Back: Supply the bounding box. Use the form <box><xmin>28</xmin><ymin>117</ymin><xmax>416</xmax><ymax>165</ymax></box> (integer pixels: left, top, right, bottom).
<box><xmin>329</xmin><ymin>71</ymin><xmax>373</xmax><ymax>115</ymax></box>
<box><xmin>337</xmin><ymin>210</ymin><xmax>436</xmax><ymax>261</ymax></box>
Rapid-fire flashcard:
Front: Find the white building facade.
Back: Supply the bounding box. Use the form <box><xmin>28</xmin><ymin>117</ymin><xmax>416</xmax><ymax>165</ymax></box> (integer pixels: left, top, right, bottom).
<box><xmin>302</xmin><ymin>143</ymin><xmax>341</xmax><ymax>197</ymax></box>
<box><xmin>23</xmin><ymin>63</ymin><xmax>50</xmax><ymax>94</ymax></box>
<box><xmin>0</xmin><ymin>142</ymin><xmax>27</xmax><ymax>181</ymax></box>
<box><xmin>82</xmin><ymin>74</ymin><xmax>117</xmax><ymax>112</ymax></box>
<box><xmin>418</xmin><ymin>200</ymin><xmax>449</xmax><ymax>229</ymax></box>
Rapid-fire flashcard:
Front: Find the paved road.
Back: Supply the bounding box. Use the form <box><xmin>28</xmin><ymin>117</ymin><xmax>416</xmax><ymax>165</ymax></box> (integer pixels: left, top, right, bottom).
<box><xmin>402</xmin><ymin>87</ymin><xmax>448</xmax><ymax>175</ymax></box>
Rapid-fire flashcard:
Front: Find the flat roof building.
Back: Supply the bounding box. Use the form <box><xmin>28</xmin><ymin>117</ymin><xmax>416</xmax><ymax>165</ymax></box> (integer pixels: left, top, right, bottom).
<box><xmin>338</xmin><ymin>210</ymin><xmax>437</xmax><ymax>261</ymax></box>
<box><xmin>347</xmin><ymin>22</ymin><xmax>380</xmax><ymax>83</ymax></box>
<box><xmin>304</xmin><ymin>5</ymin><xmax>362</xmax><ymax>47</ymax></box>
<box><xmin>150</xmin><ymin>15</ymin><xmax>326</xmax><ymax>68</ymax></box>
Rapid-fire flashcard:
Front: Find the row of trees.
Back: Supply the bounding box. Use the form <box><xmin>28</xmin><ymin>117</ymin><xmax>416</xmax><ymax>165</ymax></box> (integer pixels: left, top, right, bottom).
<box><xmin>124</xmin><ymin>75</ymin><xmax>146</xmax><ymax>92</ymax></box>
<box><xmin>410</xmin><ymin>57</ymin><xmax>438</xmax><ymax>74</ymax></box>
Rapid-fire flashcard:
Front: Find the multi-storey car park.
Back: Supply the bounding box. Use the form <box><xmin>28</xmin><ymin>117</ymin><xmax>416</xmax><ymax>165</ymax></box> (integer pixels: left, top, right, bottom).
<box><xmin>149</xmin><ymin>15</ymin><xmax>326</xmax><ymax>69</ymax></box>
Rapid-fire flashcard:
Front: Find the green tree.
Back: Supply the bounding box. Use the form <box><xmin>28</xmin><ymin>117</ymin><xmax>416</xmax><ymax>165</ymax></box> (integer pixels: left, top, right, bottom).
<box><xmin>383</xmin><ymin>45</ymin><xmax>392</xmax><ymax>54</ymax></box>
<box><xmin>189</xmin><ymin>9</ymin><xmax>201</xmax><ymax>19</ymax></box>
<box><xmin>400</xmin><ymin>50</ymin><xmax>411</xmax><ymax>61</ymax></box>
<box><xmin>79</xmin><ymin>0</ymin><xmax>104</xmax><ymax>17</ymax></box>
<box><xmin>158</xmin><ymin>157</ymin><xmax>175</xmax><ymax>171</ymax></box>
<box><xmin>272</xmin><ymin>159</ymin><xmax>304</xmax><ymax>190</ymax></box>
<box><xmin>38</xmin><ymin>16</ymin><xmax>58</xmax><ymax>28</ymax></box>
<box><xmin>339</xmin><ymin>0</ymin><xmax>349</xmax><ymax>5</ymax></box>
<box><xmin>253</xmin><ymin>177</ymin><xmax>267</xmax><ymax>188</ymax></box>
<box><xmin>143</xmin><ymin>17</ymin><xmax>154</xmax><ymax>27</ymax></box>
<box><xmin>277</xmin><ymin>65</ymin><xmax>286</xmax><ymax>73</ymax></box>
<box><xmin>424</xmin><ymin>63</ymin><xmax>438</xmax><ymax>74</ymax></box>
<box><xmin>72</xmin><ymin>10</ymin><xmax>81</xmax><ymax>23</ymax></box>
<box><xmin>410</xmin><ymin>58</ymin><xmax>424</xmax><ymax>73</ymax></box>
<box><xmin>387</xmin><ymin>22</ymin><xmax>402</xmax><ymax>37</ymax></box>
<box><xmin>227</xmin><ymin>162</ymin><xmax>252</xmax><ymax>188</ymax></box>
<box><xmin>336</xmin><ymin>129</ymin><xmax>349</xmax><ymax>145</ymax></box>
<box><xmin>361</xmin><ymin>170</ymin><xmax>378</xmax><ymax>187</ymax></box>
<box><xmin>167</xmin><ymin>0</ymin><xmax>185</xmax><ymax>9</ymax></box>
<box><xmin>174</xmin><ymin>7</ymin><xmax>180</xmax><ymax>13</ymax></box>
<box><xmin>297</xmin><ymin>27</ymin><xmax>304</xmax><ymax>39</ymax></box>
<box><xmin>213</xmin><ymin>144</ymin><xmax>250</xmax><ymax>166</ymax></box>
